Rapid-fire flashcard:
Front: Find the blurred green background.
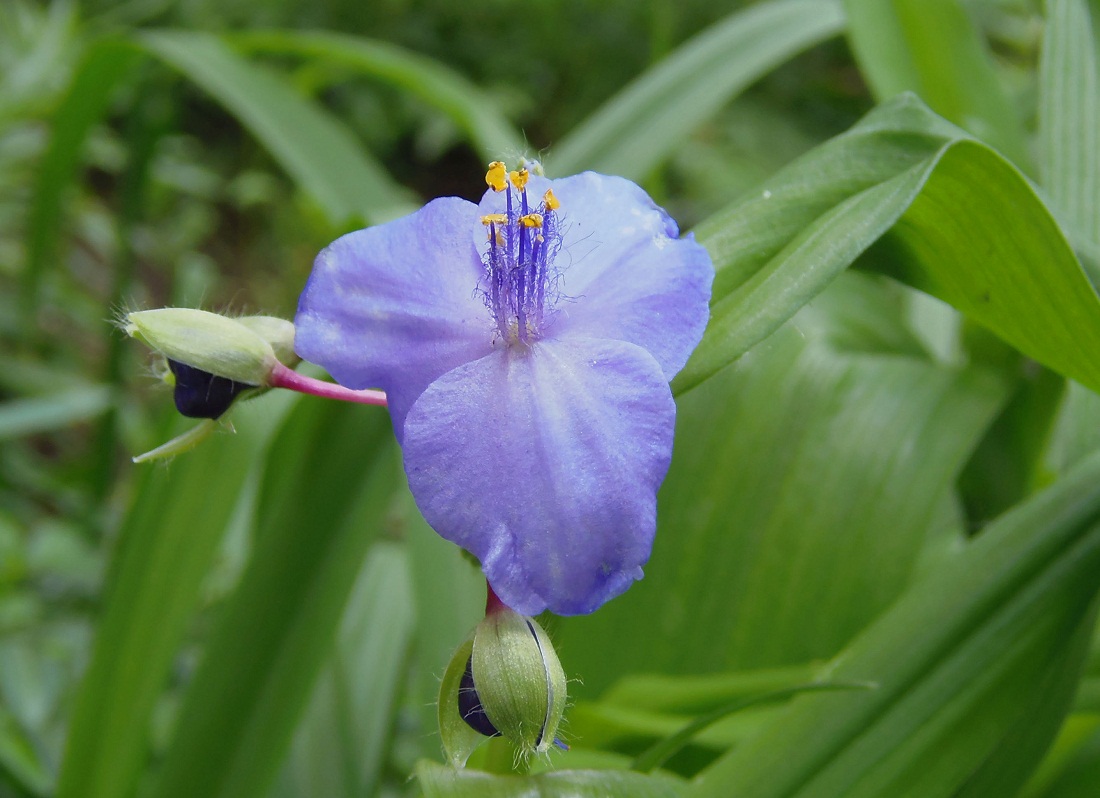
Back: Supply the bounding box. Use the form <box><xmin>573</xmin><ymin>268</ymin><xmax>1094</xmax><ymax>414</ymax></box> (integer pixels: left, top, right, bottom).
<box><xmin>6</xmin><ymin>0</ymin><xmax>1100</xmax><ymax>796</ymax></box>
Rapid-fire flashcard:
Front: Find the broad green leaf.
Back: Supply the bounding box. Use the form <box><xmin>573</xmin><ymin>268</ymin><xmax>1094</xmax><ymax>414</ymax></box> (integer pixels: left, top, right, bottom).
<box><xmin>546</xmin><ymin>0</ymin><xmax>844</xmax><ymax>179</ymax></box>
<box><xmin>690</xmin><ymin>451</ymin><xmax>1100</xmax><ymax>798</ymax></box>
<box><xmin>55</xmin><ymin>402</ymin><xmax>283</xmax><ymax>798</ymax></box>
<box><xmin>414</xmin><ymin>759</ymin><xmax>683</xmax><ymax>798</ymax></box>
<box><xmin>0</xmin><ymin>385</ymin><xmax>111</xmax><ymax>440</ymax></box>
<box><xmin>136</xmin><ymin>30</ymin><xmax>417</xmax><ymax>226</ymax></box>
<box><xmin>1040</xmin><ymin>0</ymin><xmax>1100</xmax><ymax>254</ymax></box>
<box><xmin>22</xmin><ymin>39</ymin><xmax>141</xmax><ymax>326</ymax></box>
<box><xmin>232</xmin><ymin>30</ymin><xmax>524</xmax><ymax>163</ymax></box>
<box><xmin>146</xmin><ymin>398</ymin><xmax>400</xmax><ymax>798</ymax></box>
<box><xmin>272</xmin><ymin>542</ymin><xmax>414</xmax><ymax>798</ymax></box>
<box><xmin>842</xmin><ymin>0</ymin><xmax>1029</xmax><ymax>168</ymax></box>
<box><xmin>677</xmin><ymin>94</ymin><xmax>1100</xmax><ymax>398</ymax></box>
<box><xmin>560</xmin><ymin>272</ymin><xmax>1007</xmax><ymax>695</ymax></box>
<box><xmin>873</xmin><ymin>141</ymin><xmax>1100</xmax><ymax>390</ymax></box>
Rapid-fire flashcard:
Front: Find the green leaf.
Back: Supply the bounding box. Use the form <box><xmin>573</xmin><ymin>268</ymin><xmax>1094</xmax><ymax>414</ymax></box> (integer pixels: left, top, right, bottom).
<box><xmin>145</xmin><ymin>398</ymin><xmax>400</xmax><ymax>798</ymax></box>
<box><xmin>401</xmin><ymin>488</ymin><xmax>486</xmax><ymax>760</ymax></box>
<box><xmin>842</xmin><ymin>0</ymin><xmax>1030</xmax><ymax>168</ymax></box>
<box><xmin>688</xmin><ymin>451</ymin><xmax>1100</xmax><ymax>798</ymax></box>
<box><xmin>677</xmin><ymin>94</ymin><xmax>1100</xmax><ymax>399</ymax></box>
<box><xmin>952</xmin><ymin>600</ymin><xmax>1100</xmax><ymax>797</ymax></box>
<box><xmin>1039</xmin><ymin>0</ymin><xmax>1100</xmax><ymax>269</ymax></box>
<box><xmin>136</xmin><ymin>30</ymin><xmax>417</xmax><ymax>226</ymax></box>
<box><xmin>55</xmin><ymin>403</ymin><xmax>283</xmax><ymax>798</ymax></box>
<box><xmin>630</xmin><ymin>680</ymin><xmax>874</xmax><ymax>774</ymax></box>
<box><xmin>414</xmin><ymin>759</ymin><xmax>683</xmax><ymax>798</ymax></box>
<box><xmin>22</xmin><ymin>39</ymin><xmax>142</xmax><ymax>328</ymax></box>
<box><xmin>1023</xmin><ymin>720</ymin><xmax>1100</xmax><ymax>798</ymax></box>
<box><xmin>546</xmin><ymin>0</ymin><xmax>844</xmax><ymax>179</ymax></box>
<box><xmin>0</xmin><ymin>702</ymin><xmax>51</xmax><ymax>798</ymax></box>
<box><xmin>231</xmin><ymin>30</ymin><xmax>525</xmax><ymax>163</ymax></box>
<box><xmin>0</xmin><ymin>385</ymin><xmax>112</xmax><ymax>441</ymax></box>
<box><xmin>274</xmin><ymin>542</ymin><xmax>415</xmax><ymax>798</ymax></box>
<box><xmin>560</xmin><ymin>272</ymin><xmax>1007</xmax><ymax>694</ymax></box>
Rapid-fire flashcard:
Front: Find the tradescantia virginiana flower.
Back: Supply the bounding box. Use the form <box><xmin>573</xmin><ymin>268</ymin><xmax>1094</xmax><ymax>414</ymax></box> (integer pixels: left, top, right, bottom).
<box><xmin>295</xmin><ymin>163</ymin><xmax>713</xmax><ymax>615</ymax></box>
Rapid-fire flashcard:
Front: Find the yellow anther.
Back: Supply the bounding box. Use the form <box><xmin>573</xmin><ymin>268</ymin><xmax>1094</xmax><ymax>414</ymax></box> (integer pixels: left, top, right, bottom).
<box><xmin>480</xmin><ymin>214</ymin><xmax>507</xmax><ymax>226</ymax></box>
<box><xmin>486</xmin><ymin>162</ymin><xmax>508</xmax><ymax>192</ymax></box>
<box><xmin>510</xmin><ymin>168</ymin><xmax>529</xmax><ymax>191</ymax></box>
<box><xmin>543</xmin><ymin>189</ymin><xmax>560</xmax><ymax>211</ymax></box>
<box><xmin>520</xmin><ymin>213</ymin><xmax>543</xmax><ymax>228</ymax></box>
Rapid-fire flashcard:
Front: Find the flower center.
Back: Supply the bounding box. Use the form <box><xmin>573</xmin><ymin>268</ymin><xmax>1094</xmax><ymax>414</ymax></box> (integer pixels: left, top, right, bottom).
<box><xmin>480</xmin><ymin>162</ymin><xmax>563</xmax><ymax>346</ymax></box>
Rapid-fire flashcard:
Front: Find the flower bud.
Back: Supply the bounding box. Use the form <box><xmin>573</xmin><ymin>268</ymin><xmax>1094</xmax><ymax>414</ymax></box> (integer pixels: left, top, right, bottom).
<box><xmin>125</xmin><ymin>308</ymin><xmax>281</xmax><ymax>386</ymax></box>
<box><xmin>438</xmin><ymin>606</ymin><xmax>567</xmax><ymax>766</ymax></box>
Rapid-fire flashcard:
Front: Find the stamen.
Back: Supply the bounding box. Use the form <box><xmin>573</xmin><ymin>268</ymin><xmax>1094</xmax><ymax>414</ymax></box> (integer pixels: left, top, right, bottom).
<box><xmin>509</xmin><ymin>168</ymin><xmax>529</xmax><ymax>190</ymax></box>
<box><xmin>479</xmin><ymin>162</ymin><xmax>565</xmax><ymax>347</ymax></box>
<box><xmin>486</xmin><ymin>162</ymin><xmax>508</xmax><ymax>192</ymax></box>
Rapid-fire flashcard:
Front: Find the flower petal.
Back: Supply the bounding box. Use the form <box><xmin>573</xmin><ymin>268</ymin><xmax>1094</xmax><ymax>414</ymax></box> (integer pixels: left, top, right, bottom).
<box><xmin>476</xmin><ymin>172</ymin><xmax>713</xmax><ymax>380</ymax></box>
<box><xmin>402</xmin><ymin>337</ymin><xmax>676</xmax><ymax>616</ymax></box>
<box><xmin>294</xmin><ymin>197</ymin><xmax>494</xmax><ymax>437</ymax></box>
<box><xmin>547</xmin><ymin>173</ymin><xmax>713</xmax><ymax>380</ymax></box>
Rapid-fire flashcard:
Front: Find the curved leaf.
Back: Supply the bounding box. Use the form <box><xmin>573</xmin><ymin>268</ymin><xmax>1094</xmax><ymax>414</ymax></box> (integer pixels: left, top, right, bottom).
<box><xmin>843</xmin><ymin>0</ymin><xmax>1030</xmax><ymax>168</ymax></box>
<box><xmin>415</xmin><ymin>760</ymin><xmax>683</xmax><ymax>798</ymax></box>
<box><xmin>546</xmin><ymin>0</ymin><xmax>844</xmax><ymax>179</ymax></box>
<box><xmin>232</xmin><ymin>30</ymin><xmax>525</xmax><ymax>163</ymax></box>
<box><xmin>689</xmin><ymin>451</ymin><xmax>1100</xmax><ymax>798</ymax></box>
<box><xmin>137</xmin><ymin>30</ymin><xmax>417</xmax><ymax>226</ymax></box>
<box><xmin>55</xmin><ymin>402</ymin><xmax>284</xmax><ymax>798</ymax></box>
<box><xmin>146</xmin><ymin>399</ymin><xmax>400</xmax><ymax>798</ymax></box>
<box><xmin>677</xmin><ymin>94</ymin><xmax>1100</xmax><ymax>397</ymax></box>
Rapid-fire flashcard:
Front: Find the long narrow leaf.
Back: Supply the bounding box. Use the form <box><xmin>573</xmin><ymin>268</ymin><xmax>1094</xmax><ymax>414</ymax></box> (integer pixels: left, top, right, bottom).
<box><xmin>22</xmin><ymin>39</ymin><xmax>141</xmax><ymax>331</ymax></box>
<box><xmin>1040</xmin><ymin>0</ymin><xmax>1099</xmax><ymax>257</ymax></box>
<box><xmin>677</xmin><ymin>95</ymin><xmax>1100</xmax><ymax>398</ymax></box>
<box><xmin>547</xmin><ymin>0</ymin><xmax>844</xmax><ymax>179</ymax></box>
<box><xmin>232</xmin><ymin>30</ymin><xmax>524</xmax><ymax>163</ymax></box>
<box><xmin>55</xmin><ymin>403</ymin><xmax>283</xmax><ymax>798</ymax></box>
<box><xmin>689</xmin><ymin>451</ymin><xmax>1100</xmax><ymax>797</ymax></box>
<box><xmin>145</xmin><ymin>399</ymin><xmax>400</xmax><ymax>798</ymax></box>
<box><xmin>843</xmin><ymin>0</ymin><xmax>1030</xmax><ymax>168</ymax></box>
<box><xmin>137</xmin><ymin>30</ymin><xmax>417</xmax><ymax>226</ymax></box>
<box><xmin>415</xmin><ymin>760</ymin><xmax>683</xmax><ymax>798</ymax></box>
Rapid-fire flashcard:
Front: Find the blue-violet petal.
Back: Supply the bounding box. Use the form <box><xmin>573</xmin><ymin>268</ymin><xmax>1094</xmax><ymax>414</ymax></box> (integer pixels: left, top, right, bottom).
<box><xmin>401</xmin><ymin>337</ymin><xmax>676</xmax><ymax>616</ymax></box>
<box><xmin>295</xmin><ymin>197</ymin><xmax>493</xmax><ymax>438</ymax></box>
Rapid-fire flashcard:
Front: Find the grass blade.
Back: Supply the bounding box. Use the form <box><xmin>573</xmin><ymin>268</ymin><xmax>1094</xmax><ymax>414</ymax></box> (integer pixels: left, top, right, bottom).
<box><xmin>137</xmin><ymin>30</ymin><xmax>417</xmax><ymax>227</ymax></box>
<box><xmin>232</xmin><ymin>30</ymin><xmax>524</xmax><ymax>163</ymax></box>
<box><xmin>547</xmin><ymin>0</ymin><xmax>844</xmax><ymax>179</ymax></box>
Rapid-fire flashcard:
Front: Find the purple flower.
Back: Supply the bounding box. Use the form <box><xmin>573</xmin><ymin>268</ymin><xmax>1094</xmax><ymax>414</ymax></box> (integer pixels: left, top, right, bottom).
<box><xmin>294</xmin><ymin>164</ymin><xmax>713</xmax><ymax>615</ymax></box>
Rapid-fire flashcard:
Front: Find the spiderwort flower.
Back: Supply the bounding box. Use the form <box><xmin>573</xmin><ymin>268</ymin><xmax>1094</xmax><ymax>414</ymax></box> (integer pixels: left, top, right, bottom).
<box><xmin>295</xmin><ymin>164</ymin><xmax>713</xmax><ymax>615</ymax></box>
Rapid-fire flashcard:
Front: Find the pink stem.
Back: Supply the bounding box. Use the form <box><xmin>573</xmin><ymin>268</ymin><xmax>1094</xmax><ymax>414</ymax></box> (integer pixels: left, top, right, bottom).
<box><xmin>268</xmin><ymin>361</ymin><xmax>387</xmax><ymax>407</ymax></box>
<box><xmin>485</xmin><ymin>579</ymin><xmax>507</xmax><ymax>616</ymax></box>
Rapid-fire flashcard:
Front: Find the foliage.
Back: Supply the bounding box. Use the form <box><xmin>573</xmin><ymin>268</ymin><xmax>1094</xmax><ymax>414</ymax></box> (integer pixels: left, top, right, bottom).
<box><xmin>4</xmin><ymin>0</ymin><xmax>1100</xmax><ymax>796</ymax></box>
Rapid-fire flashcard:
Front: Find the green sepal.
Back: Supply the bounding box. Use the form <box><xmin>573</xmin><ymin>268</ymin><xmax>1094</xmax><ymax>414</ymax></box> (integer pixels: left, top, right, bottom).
<box><xmin>125</xmin><ymin>308</ymin><xmax>278</xmax><ymax>385</ymax></box>
<box><xmin>236</xmin><ymin>315</ymin><xmax>299</xmax><ymax>368</ymax></box>
<box><xmin>438</xmin><ymin>636</ymin><xmax>487</xmax><ymax>768</ymax></box>
<box><xmin>472</xmin><ymin>610</ymin><xmax>567</xmax><ymax>757</ymax></box>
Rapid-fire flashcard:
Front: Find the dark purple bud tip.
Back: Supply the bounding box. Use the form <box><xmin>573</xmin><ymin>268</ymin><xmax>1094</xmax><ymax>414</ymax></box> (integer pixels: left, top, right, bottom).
<box><xmin>553</xmin><ymin>737</ymin><xmax>569</xmax><ymax>751</ymax></box>
<box><xmin>457</xmin><ymin>655</ymin><xmax>501</xmax><ymax>738</ymax></box>
<box><xmin>167</xmin><ymin>359</ymin><xmax>255</xmax><ymax>419</ymax></box>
